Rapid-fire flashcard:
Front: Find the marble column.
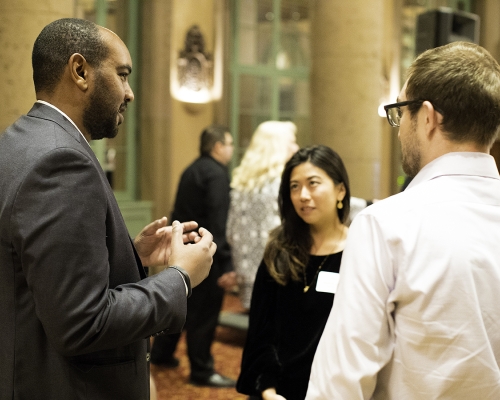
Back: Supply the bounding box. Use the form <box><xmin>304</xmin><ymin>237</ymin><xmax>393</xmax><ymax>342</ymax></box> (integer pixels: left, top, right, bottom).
<box><xmin>0</xmin><ymin>1</ymin><xmax>73</xmax><ymax>132</ymax></box>
<box><xmin>139</xmin><ymin>0</ymin><xmax>217</xmax><ymax>218</ymax></box>
<box><xmin>139</xmin><ymin>0</ymin><xmax>175</xmax><ymax>218</ymax></box>
<box><xmin>476</xmin><ymin>0</ymin><xmax>500</xmax><ymax>61</ymax></box>
<box><xmin>310</xmin><ymin>0</ymin><xmax>387</xmax><ymax>199</ymax></box>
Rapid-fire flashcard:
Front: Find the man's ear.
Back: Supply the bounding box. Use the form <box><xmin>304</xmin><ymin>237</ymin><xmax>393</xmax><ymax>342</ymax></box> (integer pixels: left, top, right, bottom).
<box><xmin>69</xmin><ymin>53</ymin><xmax>89</xmax><ymax>91</ymax></box>
<box><xmin>421</xmin><ymin>100</ymin><xmax>441</xmax><ymax>138</ymax></box>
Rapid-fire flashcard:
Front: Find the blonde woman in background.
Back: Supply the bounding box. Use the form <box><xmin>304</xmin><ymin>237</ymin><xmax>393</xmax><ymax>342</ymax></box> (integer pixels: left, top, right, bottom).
<box><xmin>227</xmin><ymin>122</ymin><xmax>373</xmax><ymax>311</ymax></box>
<box><xmin>227</xmin><ymin>121</ymin><xmax>299</xmax><ymax>311</ymax></box>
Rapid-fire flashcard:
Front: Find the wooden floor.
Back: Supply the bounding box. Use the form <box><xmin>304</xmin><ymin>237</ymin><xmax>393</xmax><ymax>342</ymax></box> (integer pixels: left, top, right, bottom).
<box><xmin>151</xmin><ymin>293</ymin><xmax>249</xmax><ymax>400</ymax></box>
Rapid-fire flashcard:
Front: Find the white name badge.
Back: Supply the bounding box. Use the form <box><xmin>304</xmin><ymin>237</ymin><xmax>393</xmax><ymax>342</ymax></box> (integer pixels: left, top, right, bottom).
<box><xmin>316</xmin><ymin>271</ymin><xmax>340</xmax><ymax>294</ymax></box>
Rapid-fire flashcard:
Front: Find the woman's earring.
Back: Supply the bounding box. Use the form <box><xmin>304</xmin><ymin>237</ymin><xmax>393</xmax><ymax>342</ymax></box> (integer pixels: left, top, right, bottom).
<box><xmin>337</xmin><ymin>200</ymin><xmax>343</xmax><ymax>209</ymax></box>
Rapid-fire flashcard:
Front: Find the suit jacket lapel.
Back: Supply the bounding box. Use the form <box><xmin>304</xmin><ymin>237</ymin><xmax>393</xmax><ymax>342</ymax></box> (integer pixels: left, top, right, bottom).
<box><xmin>28</xmin><ymin>103</ymin><xmax>148</xmax><ymax>279</ymax></box>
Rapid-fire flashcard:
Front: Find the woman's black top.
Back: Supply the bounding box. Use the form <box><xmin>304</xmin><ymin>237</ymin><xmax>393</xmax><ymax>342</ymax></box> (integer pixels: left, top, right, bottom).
<box><xmin>237</xmin><ymin>252</ymin><xmax>343</xmax><ymax>400</ymax></box>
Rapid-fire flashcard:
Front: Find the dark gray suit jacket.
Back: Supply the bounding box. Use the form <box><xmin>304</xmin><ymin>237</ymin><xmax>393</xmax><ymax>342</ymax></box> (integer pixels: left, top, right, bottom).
<box><xmin>0</xmin><ymin>103</ymin><xmax>187</xmax><ymax>399</ymax></box>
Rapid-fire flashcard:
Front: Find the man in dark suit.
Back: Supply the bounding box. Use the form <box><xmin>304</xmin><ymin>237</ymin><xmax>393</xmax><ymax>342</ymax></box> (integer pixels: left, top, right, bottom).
<box><xmin>150</xmin><ymin>125</ymin><xmax>237</xmax><ymax>387</ymax></box>
<box><xmin>0</xmin><ymin>18</ymin><xmax>216</xmax><ymax>399</ymax></box>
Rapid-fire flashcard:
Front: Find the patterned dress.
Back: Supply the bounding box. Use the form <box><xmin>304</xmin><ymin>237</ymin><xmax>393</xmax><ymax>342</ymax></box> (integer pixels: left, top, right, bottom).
<box><xmin>226</xmin><ymin>178</ymin><xmax>281</xmax><ymax>309</ymax></box>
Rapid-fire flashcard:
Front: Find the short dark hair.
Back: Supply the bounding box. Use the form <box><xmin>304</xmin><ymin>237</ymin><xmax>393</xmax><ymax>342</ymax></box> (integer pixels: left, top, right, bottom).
<box><xmin>199</xmin><ymin>124</ymin><xmax>229</xmax><ymax>156</ymax></box>
<box><xmin>406</xmin><ymin>41</ymin><xmax>500</xmax><ymax>146</ymax></box>
<box><xmin>264</xmin><ymin>145</ymin><xmax>351</xmax><ymax>285</ymax></box>
<box><xmin>32</xmin><ymin>18</ymin><xmax>109</xmax><ymax>94</ymax></box>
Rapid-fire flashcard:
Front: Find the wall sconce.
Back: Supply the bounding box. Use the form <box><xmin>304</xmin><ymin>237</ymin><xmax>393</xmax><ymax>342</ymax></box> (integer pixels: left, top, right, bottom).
<box><xmin>170</xmin><ymin>19</ymin><xmax>223</xmax><ymax>110</ymax></box>
<box><xmin>378</xmin><ymin>101</ymin><xmax>387</xmax><ymax>118</ymax></box>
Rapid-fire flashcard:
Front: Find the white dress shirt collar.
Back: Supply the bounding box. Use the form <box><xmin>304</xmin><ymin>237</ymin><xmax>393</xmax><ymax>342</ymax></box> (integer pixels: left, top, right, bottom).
<box><xmin>408</xmin><ymin>151</ymin><xmax>499</xmax><ymax>190</ymax></box>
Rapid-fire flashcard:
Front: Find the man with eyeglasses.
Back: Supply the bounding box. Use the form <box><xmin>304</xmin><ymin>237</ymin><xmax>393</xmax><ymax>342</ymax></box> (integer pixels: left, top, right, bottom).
<box><xmin>307</xmin><ymin>41</ymin><xmax>500</xmax><ymax>399</ymax></box>
<box><xmin>150</xmin><ymin>125</ymin><xmax>237</xmax><ymax>388</ymax></box>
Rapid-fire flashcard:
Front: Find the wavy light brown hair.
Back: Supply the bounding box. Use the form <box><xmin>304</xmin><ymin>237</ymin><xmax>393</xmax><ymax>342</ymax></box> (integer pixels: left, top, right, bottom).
<box><xmin>406</xmin><ymin>41</ymin><xmax>500</xmax><ymax>147</ymax></box>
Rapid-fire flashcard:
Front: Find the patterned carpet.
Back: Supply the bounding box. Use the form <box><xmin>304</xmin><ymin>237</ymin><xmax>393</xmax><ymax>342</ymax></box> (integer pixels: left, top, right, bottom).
<box><xmin>151</xmin><ymin>293</ymin><xmax>249</xmax><ymax>400</ymax></box>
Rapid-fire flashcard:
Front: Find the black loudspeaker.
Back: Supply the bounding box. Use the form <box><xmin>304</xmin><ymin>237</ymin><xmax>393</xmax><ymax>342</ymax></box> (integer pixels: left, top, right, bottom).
<box><xmin>415</xmin><ymin>7</ymin><xmax>480</xmax><ymax>56</ymax></box>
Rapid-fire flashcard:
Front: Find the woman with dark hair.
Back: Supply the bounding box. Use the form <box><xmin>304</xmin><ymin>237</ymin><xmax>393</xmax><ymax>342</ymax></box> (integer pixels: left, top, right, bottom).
<box><xmin>236</xmin><ymin>145</ymin><xmax>351</xmax><ymax>400</ymax></box>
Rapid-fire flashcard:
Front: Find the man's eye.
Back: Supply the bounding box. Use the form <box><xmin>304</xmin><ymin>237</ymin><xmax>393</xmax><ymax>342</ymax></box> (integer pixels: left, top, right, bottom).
<box><xmin>397</xmin><ymin>107</ymin><xmax>403</xmax><ymax>118</ymax></box>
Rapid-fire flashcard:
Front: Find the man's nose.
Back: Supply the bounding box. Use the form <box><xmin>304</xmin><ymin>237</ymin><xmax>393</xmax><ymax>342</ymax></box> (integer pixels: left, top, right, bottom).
<box><xmin>125</xmin><ymin>83</ymin><xmax>134</xmax><ymax>102</ymax></box>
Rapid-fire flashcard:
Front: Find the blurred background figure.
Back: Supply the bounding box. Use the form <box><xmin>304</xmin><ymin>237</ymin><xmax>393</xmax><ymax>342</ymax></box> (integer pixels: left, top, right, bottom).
<box><xmin>227</xmin><ymin>121</ymin><xmax>299</xmax><ymax>311</ymax></box>
<box><xmin>236</xmin><ymin>145</ymin><xmax>351</xmax><ymax>400</ymax></box>
<box><xmin>151</xmin><ymin>125</ymin><xmax>237</xmax><ymax>388</ymax></box>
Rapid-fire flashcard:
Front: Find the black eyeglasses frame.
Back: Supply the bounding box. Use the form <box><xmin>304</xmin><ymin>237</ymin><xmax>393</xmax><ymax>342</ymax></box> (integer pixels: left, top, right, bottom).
<box><xmin>383</xmin><ymin>100</ymin><xmax>444</xmax><ymax>127</ymax></box>
<box><xmin>383</xmin><ymin>100</ymin><xmax>423</xmax><ymax>127</ymax></box>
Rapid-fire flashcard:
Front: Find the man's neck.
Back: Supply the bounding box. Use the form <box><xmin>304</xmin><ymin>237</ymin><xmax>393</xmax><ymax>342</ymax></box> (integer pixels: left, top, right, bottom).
<box><xmin>421</xmin><ymin>130</ymin><xmax>490</xmax><ymax>171</ymax></box>
<box><xmin>209</xmin><ymin>151</ymin><xmax>228</xmax><ymax>166</ymax></box>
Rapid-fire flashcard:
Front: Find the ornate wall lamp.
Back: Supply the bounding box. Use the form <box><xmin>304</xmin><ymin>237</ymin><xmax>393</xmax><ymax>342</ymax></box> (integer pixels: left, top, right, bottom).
<box><xmin>170</xmin><ymin>20</ymin><xmax>223</xmax><ymax>109</ymax></box>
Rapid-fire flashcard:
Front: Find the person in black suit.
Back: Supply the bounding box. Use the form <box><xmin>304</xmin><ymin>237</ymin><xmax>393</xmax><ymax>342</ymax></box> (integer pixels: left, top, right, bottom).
<box><xmin>0</xmin><ymin>18</ymin><xmax>216</xmax><ymax>400</ymax></box>
<box><xmin>151</xmin><ymin>125</ymin><xmax>237</xmax><ymax>388</ymax></box>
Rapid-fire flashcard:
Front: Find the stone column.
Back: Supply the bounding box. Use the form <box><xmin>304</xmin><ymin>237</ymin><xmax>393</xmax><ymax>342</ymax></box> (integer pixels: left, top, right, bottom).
<box><xmin>169</xmin><ymin>0</ymin><xmax>216</xmax><ymax>209</ymax></box>
<box><xmin>475</xmin><ymin>0</ymin><xmax>500</xmax><ymax>170</ymax></box>
<box><xmin>139</xmin><ymin>0</ymin><xmax>175</xmax><ymax>218</ymax></box>
<box><xmin>139</xmin><ymin>0</ymin><xmax>217</xmax><ymax>218</ymax></box>
<box><xmin>476</xmin><ymin>0</ymin><xmax>500</xmax><ymax>60</ymax></box>
<box><xmin>310</xmin><ymin>0</ymin><xmax>387</xmax><ymax>199</ymax></box>
<box><xmin>0</xmin><ymin>1</ymin><xmax>73</xmax><ymax>132</ymax></box>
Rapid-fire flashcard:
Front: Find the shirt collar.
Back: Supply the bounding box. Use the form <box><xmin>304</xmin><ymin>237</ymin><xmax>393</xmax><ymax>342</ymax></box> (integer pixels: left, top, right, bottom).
<box><xmin>407</xmin><ymin>152</ymin><xmax>500</xmax><ymax>190</ymax></box>
<box><xmin>36</xmin><ymin>100</ymin><xmax>88</xmax><ymax>143</ymax></box>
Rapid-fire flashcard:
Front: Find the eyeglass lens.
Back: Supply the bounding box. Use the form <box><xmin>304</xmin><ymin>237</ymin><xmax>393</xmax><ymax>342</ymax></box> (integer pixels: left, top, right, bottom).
<box><xmin>387</xmin><ymin>107</ymin><xmax>402</xmax><ymax>127</ymax></box>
